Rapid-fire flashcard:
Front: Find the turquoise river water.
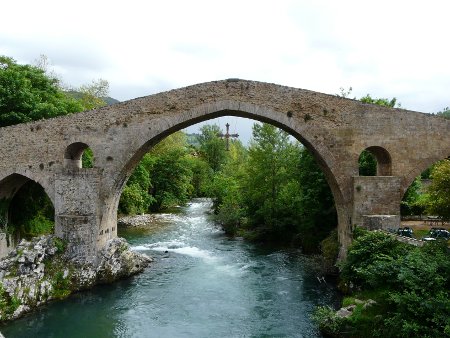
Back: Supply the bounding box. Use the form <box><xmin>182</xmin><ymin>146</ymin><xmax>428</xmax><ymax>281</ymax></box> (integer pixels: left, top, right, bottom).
<box><xmin>1</xmin><ymin>199</ymin><xmax>340</xmax><ymax>337</ymax></box>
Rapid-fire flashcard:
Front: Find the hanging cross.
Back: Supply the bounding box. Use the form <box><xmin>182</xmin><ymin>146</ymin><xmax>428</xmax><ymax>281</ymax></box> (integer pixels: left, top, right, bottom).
<box><xmin>217</xmin><ymin>123</ymin><xmax>239</xmax><ymax>151</ymax></box>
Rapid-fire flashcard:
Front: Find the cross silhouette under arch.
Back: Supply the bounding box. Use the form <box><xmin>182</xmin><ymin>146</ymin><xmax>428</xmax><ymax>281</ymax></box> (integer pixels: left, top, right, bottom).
<box><xmin>217</xmin><ymin>123</ymin><xmax>239</xmax><ymax>151</ymax></box>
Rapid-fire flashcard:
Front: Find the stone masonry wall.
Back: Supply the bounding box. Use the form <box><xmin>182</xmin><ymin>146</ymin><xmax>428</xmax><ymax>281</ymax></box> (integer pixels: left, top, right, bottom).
<box><xmin>352</xmin><ymin>176</ymin><xmax>402</xmax><ymax>227</ymax></box>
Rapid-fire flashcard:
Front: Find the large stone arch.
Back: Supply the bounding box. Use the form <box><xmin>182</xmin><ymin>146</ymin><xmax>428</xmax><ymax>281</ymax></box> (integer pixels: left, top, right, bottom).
<box><xmin>102</xmin><ymin>100</ymin><xmax>353</xmax><ymax>257</ymax></box>
<box><xmin>114</xmin><ymin>101</ymin><xmax>344</xmax><ymax>202</ymax></box>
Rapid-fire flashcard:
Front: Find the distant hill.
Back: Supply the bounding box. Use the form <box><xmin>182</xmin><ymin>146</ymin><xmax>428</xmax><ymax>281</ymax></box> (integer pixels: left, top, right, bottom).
<box><xmin>66</xmin><ymin>90</ymin><xmax>120</xmax><ymax>106</ymax></box>
<box><xmin>103</xmin><ymin>96</ymin><xmax>120</xmax><ymax>105</ymax></box>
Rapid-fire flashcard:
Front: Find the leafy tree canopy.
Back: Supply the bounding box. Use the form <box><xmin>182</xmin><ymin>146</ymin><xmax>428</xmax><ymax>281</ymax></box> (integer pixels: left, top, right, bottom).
<box><xmin>70</xmin><ymin>79</ymin><xmax>109</xmax><ymax>111</ymax></box>
<box><xmin>426</xmin><ymin>159</ymin><xmax>450</xmax><ymax>219</ymax></box>
<box><xmin>0</xmin><ymin>55</ymin><xmax>83</xmax><ymax>127</ymax></box>
<box><xmin>197</xmin><ymin>124</ymin><xmax>227</xmax><ymax>172</ymax></box>
<box><xmin>436</xmin><ymin>107</ymin><xmax>450</xmax><ymax>119</ymax></box>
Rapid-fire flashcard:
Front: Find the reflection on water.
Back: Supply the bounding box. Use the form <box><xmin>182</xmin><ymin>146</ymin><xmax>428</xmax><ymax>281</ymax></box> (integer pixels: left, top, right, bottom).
<box><xmin>1</xmin><ymin>199</ymin><xmax>340</xmax><ymax>338</ymax></box>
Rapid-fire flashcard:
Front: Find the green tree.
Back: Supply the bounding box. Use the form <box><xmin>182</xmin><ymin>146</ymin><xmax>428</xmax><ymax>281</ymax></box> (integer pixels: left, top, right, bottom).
<box><xmin>207</xmin><ymin>122</ymin><xmax>337</xmax><ymax>249</ymax></box>
<box><xmin>358</xmin><ymin>150</ymin><xmax>377</xmax><ymax>176</ymax></box>
<box><xmin>118</xmin><ymin>154</ymin><xmax>155</xmax><ymax>215</ymax></box>
<box><xmin>187</xmin><ymin>156</ymin><xmax>211</xmax><ymax>197</ymax></box>
<box><xmin>0</xmin><ymin>56</ymin><xmax>83</xmax><ymax>127</ymax></box>
<box><xmin>436</xmin><ymin>107</ymin><xmax>450</xmax><ymax>119</ymax></box>
<box><xmin>294</xmin><ymin>148</ymin><xmax>336</xmax><ymax>251</ymax></box>
<box><xmin>76</xmin><ymin>79</ymin><xmax>109</xmax><ymax>110</ymax></box>
<box><xmin>197</xmin><ymin>124</ymin><xmax>227</xmax><ymax>172</ymax></box>
<box><xmin>151</xmin><ymin>131</ymin><xmax>188</xmax><ymax>155</ymax></box>
<box><xmin>426</xmin><ymin>159</ymin><xmax>450</xmax><ymax>219</ymax></box>
<box><xmin>400</xmin><ymin>176</ymin><xmax>424</xmax><ymax>216</ymax></box>
<box><xmin>118</xmin><ymin>131</ymin><xmax>198</xmax><ymax>213</ymax></box>
<box><xmin>208</xmin><ymin>140</ymin><xmax>248</xmax><ymax>233</ymax></box>
<box><xmin>243</xmin><ymin>124</ymin><xmax>296</xmax><ymax>229</ymax></box>
<box><xmin>150</xmin><ymin>151</ymin><xmax>193</xmax><ymax>210</ymax></box>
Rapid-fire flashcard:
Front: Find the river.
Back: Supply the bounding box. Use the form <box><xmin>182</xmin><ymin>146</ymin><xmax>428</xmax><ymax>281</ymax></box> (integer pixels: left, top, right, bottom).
<box><xmin>1</xmin><ymin>199</ymin><xmax>340</xmax><ymax>337</ymax></box>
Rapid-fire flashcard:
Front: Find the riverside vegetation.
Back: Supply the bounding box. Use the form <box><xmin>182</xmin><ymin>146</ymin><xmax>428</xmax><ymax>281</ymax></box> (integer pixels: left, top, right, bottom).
<box><xmin>1</xmin><ymin>56</ymin><xmax>450</xmax><ymax>335</ymax></box>
<box><xmin>313</xmin><ymin>228</ymin><xmax>450</xmax><ymax>337</ymax></box>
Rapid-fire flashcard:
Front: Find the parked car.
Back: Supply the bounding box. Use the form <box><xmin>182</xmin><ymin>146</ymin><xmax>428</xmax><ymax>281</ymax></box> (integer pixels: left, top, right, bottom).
<box><xmin>422</xmin><ymin>228</ymin><xmax>450</xmax><ymax>241</ymax></box>
<box><xmin>397</xmin><ymin>227</ymin><xmax>414</xmax><ymax>238</ymax></box>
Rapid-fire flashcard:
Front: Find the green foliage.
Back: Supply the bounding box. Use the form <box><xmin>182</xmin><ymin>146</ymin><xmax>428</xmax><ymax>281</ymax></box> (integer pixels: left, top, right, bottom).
<box><xmin>53</xmin><ymin>237</ymin><xmax>67</xmax><ymax>254</ymax></box>
<box><xmin>81</xmin><ymin>147</ymin><xmax>94</xmax><ymax>168</ymax></box>
<box><xmin>295</xmin><ymin>149</ymin><xmax>337</xmax><ymax>251</ymax></box>
<box><xmin>150</xmin><ymin>149</ymin><xmax>193</xmax><ymax>210</ymax></box>
<box><xmin>320</xmin><ymin>229</ymin><xmax>340</xmax><ymax>265</ymax></box>
<box><xmin>436</xmin><ymin>107</ymin><xmax>450</xmax><ymax>119</ymax></box>
<box><xmin>359</xmin><ymin>94</ymin><xmax>399</xmax><ymax>108</ymax></box>
<box><xmin>212</xmin><ymin>172</ymin><xmax>245</xmax><ymax>234</ymax></box>
<box><xmin>0</xmin><ymin>283</ymin><xmax>21</xmax><ymax>319</ymax></box>
<box><xmin>330</xmin><ymin>229</ymin><xmax>450</xmax><ymax>337</ymax></box>
<box><xmin>426</xmin><ymin>159</ymin><xmax>450</xmax><ymax>219</ymax></box>
<box><xmin>119</xmin><ymin>132</ymin><xmax>202</xmax><ymax>214</ymax></box>
<box><xmin>187</xmin><ymin>156</ymin><xmax>212</xmax><ymax>197</ymax></box>
<box><xmin>51</xmin><ymin>271</ymin><xmax>72</xmax><ymax>299</ymax></box>
<box><xmin>197</xmin><ymin>124</ymin><xmax>227</xmax><ymax>172</ymax></box>
<box><xmin>207</xmin><ymin>123</ymin><xmax>336</xmax><ymax>250</ymax></box>
<box><xmin>22</xmin><ymin>214</ymin><xmax>54</xmax><ymax>237</ymax></box>
<box><xmin>312</xmin><ymin>305</ymin><xmax>345</xmax><ymax>336</ymax></box>
<box><xmin>401</xmin><ymin>176</ymin><xmax>425</xmax><ymax>216</ymax></box>
<box><xmin>119</xmin><ymin>183</ymin><xmax>154</xmax><ymax>215</ymax></box>
<box><xmin>358</xmin><ymin>150</ymin><xmax>377</xmax><ymax>176</ymax></box>
<box><xmin>151</xmin><ymin>131</ymin><xmax>188</xmax><ymax>155</ymax></box>
<box><xmin>8</xmin><ymin>181</ymin><xmax>54</xmax><ymax>237</ymax></box>
<box><xmin>243</xmin><ymin>123</ymin><xmax>298</xmax><ymax>230</ymax></box>
<box><xmin>340</xmin><ymin>228</ymin><xmax>411</xmax><ymax>288</ymax></box>
<box><xmin>75</xmin><ymin>79</ymin><xmax>109</xmax><ymax>110</ymax></box>
<box><xmin>0</xmin><ymin>55</ymin><xmax>83</xmax><ymax>127</ymax></box>
<box><xmin>119</xmin><ymin>153</ymin><xmax>155</xmax><ymax>215</ymax></box>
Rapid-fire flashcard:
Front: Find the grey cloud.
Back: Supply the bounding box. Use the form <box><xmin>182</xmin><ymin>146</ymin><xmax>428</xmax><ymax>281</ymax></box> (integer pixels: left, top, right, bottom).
<box><xmin>0</xmin><ymin>34</ymin><xmax>111</xmax><ymax>72</ymax></box>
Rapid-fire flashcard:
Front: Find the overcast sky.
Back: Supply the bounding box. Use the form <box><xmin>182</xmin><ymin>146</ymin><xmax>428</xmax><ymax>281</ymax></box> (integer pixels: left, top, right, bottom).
<box><xmin>1</xmin><ymin>0</ymin><xmax>449</xmax><ymax>143</ymax></box>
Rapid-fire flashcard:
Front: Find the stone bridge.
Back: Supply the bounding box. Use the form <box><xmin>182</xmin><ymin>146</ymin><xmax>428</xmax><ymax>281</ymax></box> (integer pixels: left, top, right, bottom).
<box><xmin>0</xmin><ymin>79</ymin><xmax>449</xmax><ymax>262</ymax></box>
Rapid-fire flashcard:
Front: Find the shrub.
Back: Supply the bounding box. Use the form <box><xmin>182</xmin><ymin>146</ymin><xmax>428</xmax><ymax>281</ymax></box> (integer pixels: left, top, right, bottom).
<box><xmin>320</xmin><ymin>229</ymin><xmax>340</xmax><ymax>265</ymax></box>
<box><xmin>21</xmin><ymin>213</ymin><xmax>54</xmax><ymax>237</ymax></box>
<box><xmin>328</xmin><ymin>229</ymin><xmax>450</xmax><ymax>337</ymax></box>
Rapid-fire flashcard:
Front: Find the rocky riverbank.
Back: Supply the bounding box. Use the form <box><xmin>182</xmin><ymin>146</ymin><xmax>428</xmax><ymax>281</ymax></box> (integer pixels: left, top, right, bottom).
<box><xmin>118</xmin><ymin>214</ymin><xmax>158</xmax><ymax>227</ymax></box>
<box><xmin>0</xmin><ymin>235</ymin><xmax>152</xmax><ymax>322</ymax></box>
<box><xmin>118</xmin><ymin>213</ymin><xmax>180</xmax><ymax>229</ymax></box>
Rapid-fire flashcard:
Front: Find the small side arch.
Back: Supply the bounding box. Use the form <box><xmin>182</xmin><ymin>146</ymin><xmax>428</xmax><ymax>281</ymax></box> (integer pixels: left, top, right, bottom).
<box><xmin>359</xmin><ymin>146</ymin><xmax>392</xmax><ymax>176</ymax></box>
<box><xmin>64</xmin><ymin>142</ymin><xmax>93</xmax><ymax>169</ymax></box>
<box><xmin>0</xmin><ymin>173</ymin><xmax>55</xmax><ymax>236</ymax></box>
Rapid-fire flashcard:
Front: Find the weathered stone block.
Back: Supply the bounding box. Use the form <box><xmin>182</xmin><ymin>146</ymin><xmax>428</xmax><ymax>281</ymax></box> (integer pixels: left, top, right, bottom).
<box><xmin>352</xmin><ymin>176</ymin><xmax>401</xmax><ymax>226</ymax></box>
<box><xmin>362</xmin><ymin>215</ymin><xmax>400</xmax><ymax>231</ymax></box>
<box><xmin>56</xmin><ymin>215</ymin><xmax>97</xmax><ymax>263</ymax></box>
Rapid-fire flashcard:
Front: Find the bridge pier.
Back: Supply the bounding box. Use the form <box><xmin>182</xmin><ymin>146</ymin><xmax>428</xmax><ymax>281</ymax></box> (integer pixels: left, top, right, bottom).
<box><xmin>54</xmin><ymin>169</ymin><xmax>103</xmax><ymax>263</ymax></box>
<box><xmin>352</xmin><ymin>176</ymin><xmax>402</xmax><ymax>231</ymax></box>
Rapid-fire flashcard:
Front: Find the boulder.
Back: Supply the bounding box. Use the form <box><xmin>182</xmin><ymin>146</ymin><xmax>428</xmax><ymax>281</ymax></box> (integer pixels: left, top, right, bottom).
<box><xmin>0</xmin><ymin>235</ymin><xmax>152</xmax><ymax>322</ymax></box>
